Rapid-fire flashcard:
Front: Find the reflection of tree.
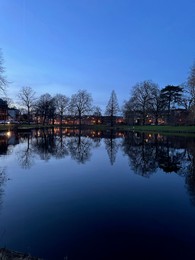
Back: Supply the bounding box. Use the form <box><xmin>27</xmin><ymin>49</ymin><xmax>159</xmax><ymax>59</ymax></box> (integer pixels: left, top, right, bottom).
<box><xmin>92</xmin><ymin>137</ymin><xmax>101</xmax><ymax>148</ymax></box>
<box><xmin>122</xmin><ymin>133</ymin><xmax>190</xmax><ymax>177</ymax></box>
<box><xmin>122</xmin><ymin>133</ymin><xmax>157</xmax><ymax>177</ymax></box>
<box><xmin>54</xmin><ymin>133</ymin><xmax>69</xmax><ymax>159</ymax></box>
<box><xmin>8</xmin><ymin>128</ymin><xmax>195</xmax><ymax>208</ymax></box>
<box><xmin>32</xmin><ymin>130</ymin><xmax>58</xmax><ymax>161</ymax></box>
<box><xmin>186</xmin><ymin>174</ymin><xmax>195</xmax><ymax>206</ymax></box>
<box><xmin>104</xmin><ymin>131</ymin><xmax>119</xmax><ymax>165</ymax></box>
<box><xmin>0</xmin><ymin>167</ymin><xmax>6</xmax><ymax>208</ymax></box>
<box><xmin>66</xmin><ymin>135</ymin><xmax>93</xmax><ymax>164</ymax></box>
<box><xmin>185</xmin><ymin>143</ymin><xmax>195</xmax><ymax>206</ymax></box>
<box><xmin>17</xmin><ymin>135</ymin><xmax>35</xmax><ymax>169</ymax></box>
<box><xmin>129</xmin><ymin>145</ymin><xmax>157</xmax><ymax>177</ymax></box>
<box><xmin>157</xmin><ymin>147</ymin><xmax>181</xmax><ymax>173</ymax></box>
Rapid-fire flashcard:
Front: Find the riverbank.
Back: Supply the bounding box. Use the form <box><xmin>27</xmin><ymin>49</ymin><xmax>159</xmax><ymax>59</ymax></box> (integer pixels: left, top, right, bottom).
<box><xmin>1</xmin><ymin>123</ymin><xmax>195</xmax><ymax>135</ymax></box>
<box><xmin>120</xmin><ymin>125</ymin><xmax>195</xmax><ymax>134</ymax></box>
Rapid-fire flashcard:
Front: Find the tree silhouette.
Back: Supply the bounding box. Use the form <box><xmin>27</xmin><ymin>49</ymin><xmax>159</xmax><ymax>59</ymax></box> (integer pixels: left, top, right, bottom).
<box><xmin>160</xmin><ymin>85</ymin><xmax>183</xmax><ymax>124</ymax></box>
<box><xmin>54</xmin><ymin>94</ymin><xmax>69</xmax><ymax>125</ymax></box>
<box><xmin>69</xmin><ymin>90</ymin><xmax>93</xmax><ymax>127</ymax></box>
<box><xmin>128</xmin><ymin>81</ymin><xmax>159</xmax><ymax>125</ymax></box>
<box><xmin>0</xmin><ymin>49</ymin><xmax>7</xmax><ymax>94</ymax></box>
<box><xmin>35</xmin><ymin>93</ymin><xmax>56</xmax><ymax>125</ymax></box>
<box><xmin>188</xmin><ymin>62</ymin><xmax>195</xmax><ymax>105</ymax></box>
<box><xmin>105</xmin><ymin>90</ymin><xmax>120</xmax><ymax>127</ymax></box>
<box><xmin>18</xmin><ymin>86</ymin><xmax>37</xmax><ymax>124</ymax></box>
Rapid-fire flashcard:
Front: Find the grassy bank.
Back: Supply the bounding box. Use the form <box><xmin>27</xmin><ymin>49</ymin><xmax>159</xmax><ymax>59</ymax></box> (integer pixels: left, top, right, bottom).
<box><xmin>0</xmin><ymin>124</ymin><xmax>52</xmax><ymax>131</ymax></box>
<box><xmin>120</xmin><ymin>125</ymin><xmax>195</xmax><ymax>133</ymax></box>
<box><xmin>1</xmin><ymin>123</ymin><xmax>195</xmax><ymax>135</ymax></box>
<box><xmin>75</xmin><ymin>124</ymin><xmax>195</xmax><ymax>134</ymax></box>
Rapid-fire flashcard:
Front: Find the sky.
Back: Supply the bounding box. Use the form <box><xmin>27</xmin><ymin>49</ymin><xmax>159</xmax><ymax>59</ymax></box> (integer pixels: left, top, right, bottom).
<box><xmin>0</xmin><ymin>0</ymin><xmax>195</xmax><ymax>110</ymax></box>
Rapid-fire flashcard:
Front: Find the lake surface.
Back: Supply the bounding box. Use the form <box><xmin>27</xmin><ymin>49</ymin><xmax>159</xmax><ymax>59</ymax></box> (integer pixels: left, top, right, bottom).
<box><xmin>0</xmin><ymin>128</ymin><xmax>195</xmax><ymax>259</ymax></box>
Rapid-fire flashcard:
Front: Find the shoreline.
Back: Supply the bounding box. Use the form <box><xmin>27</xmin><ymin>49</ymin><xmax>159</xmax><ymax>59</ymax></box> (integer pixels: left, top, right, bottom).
<box><xmin>1</xmin><ymin>124</ymin><xmax>195</xmax><ymax>135</ymax></box>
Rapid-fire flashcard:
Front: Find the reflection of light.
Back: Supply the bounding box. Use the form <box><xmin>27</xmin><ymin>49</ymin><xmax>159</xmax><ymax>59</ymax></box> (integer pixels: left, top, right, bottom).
<box><xmin>7</xmin><ymin>131</ymin><xmax>11</xmax><ymax>137</ymax></box>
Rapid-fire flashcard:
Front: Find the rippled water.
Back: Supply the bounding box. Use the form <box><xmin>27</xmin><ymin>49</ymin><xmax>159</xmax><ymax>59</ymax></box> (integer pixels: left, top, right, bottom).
<box><xmin>0</xmin><ymin>129</ymin><xmax>195</xmax><ymax>259</ymax></box>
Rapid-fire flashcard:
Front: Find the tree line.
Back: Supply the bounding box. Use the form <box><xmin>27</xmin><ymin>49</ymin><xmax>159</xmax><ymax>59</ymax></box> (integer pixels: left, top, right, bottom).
<box><xmin>1</xmin><ymin>48</ymin><xmax>195</xmax><ymax>126</ymax></box>
<box><xmin>123</xmin><ymin>70</ymin><xmax>195</xmax><ymax>125</ymax></box>
<box><xmin>17</xmin><ymin>88</ymin><xmax>120</xmax><ymax>126</ymax></box>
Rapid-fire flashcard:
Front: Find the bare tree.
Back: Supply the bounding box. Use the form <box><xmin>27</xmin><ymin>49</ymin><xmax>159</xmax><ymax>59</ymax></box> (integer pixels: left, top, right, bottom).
<box><xmin>129</xmin><ymin>81</ymin><xmax>157</xmax><ymax>125</ymax></box>
<box><xmin>69</xmin><ymin>90</ymin><xmax>93</xmax><ymax>126</ymax></box>
<box><xmin>188</xmin><ymin>62</ymin><xmax>195</xmax><ymax>105</ymax></box>
<box><xmin>105</xmin><ymin>90</ymin><xmax>120</xmax><ymax>127</ymax></box>
<box><xmin>123</xmin><ymin>97</ymin><xmax>138</xmax><ymax>125</ymax></box>
<box><xmin>54</xmin><ymin>94</ymin><xmax>69</xmax><ymax>125</ymax></box>
<box><xmin>179</xmin><ymin>82</ymin><xmax>193</xmax><ymax>110</ymax></box>
<box><xmin>18</xmin><ymin>86</ymin><xmax>36</xmax><ymax>124</ymax></box>
<box><xmin>149</xmin><ymin>85</ymin><xmax>167</xmax><ymax>125</ymax></box>
<box><xmin>35</xmin><ymin>93</ymin><xmax>55</xmax><ymax>125</ymax></box>
<box><xmin>0</xmin><ymin>49</ymin><xmax>8</xmax><ymax>94</ymax></box>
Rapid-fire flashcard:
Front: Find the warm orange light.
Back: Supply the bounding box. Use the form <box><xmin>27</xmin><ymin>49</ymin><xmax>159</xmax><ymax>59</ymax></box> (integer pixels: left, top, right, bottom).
<box><xmin>6</xmin><ymin>131</ymin><xmax>11</xmax><ymax>137</ymax></box>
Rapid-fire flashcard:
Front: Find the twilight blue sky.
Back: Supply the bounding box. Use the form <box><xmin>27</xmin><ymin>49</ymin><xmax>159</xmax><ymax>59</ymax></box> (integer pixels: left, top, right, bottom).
<box><xmin>0</xmin><ymin>0</ymin><xmax>195</xmax><ymax>110</ymax></box>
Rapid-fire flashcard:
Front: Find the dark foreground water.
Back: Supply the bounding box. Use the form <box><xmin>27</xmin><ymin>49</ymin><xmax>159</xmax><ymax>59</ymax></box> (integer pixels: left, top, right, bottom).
<box><xmin>0</xmin><ymin>129</ymin><xmax>195</xmax><ymax>259</ymax></box>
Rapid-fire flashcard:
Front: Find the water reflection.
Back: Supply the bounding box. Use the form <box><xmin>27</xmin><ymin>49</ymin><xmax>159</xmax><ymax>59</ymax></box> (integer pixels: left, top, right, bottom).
<box><xmin>122</xmin><ymin>132</ymin><xmax>195</xmax><ymax>205</ymax></box>
<box><xmin>0</xmin><ymin>131</ymin><xmax>19</xmax><ymax>155</ymax></box>
<box><xmin>104</xmin><ymin>130</ymin><xmax>119</xmax><ymax>165</ymax></box>
<box><xmin>0</xmin><ymin>167</ymin><xmax>6</xmax><ymax>209</ymax></box>
<box><xmin>33</xmin><ymin>129</ymin><xmax>60</xmax><ymax>161</ymax></box>
<box><xmin>2</xmin><ymin>129</ymin><xmax>195</xmax><ymax>259</ymax></box>
<box><xmin>185</xmin><ymin>144</ymin><xmax>195</xmax><ymax>205</ymax></box>
<box><xmin>66</xmin><ymin>135</ymin><xmax>93</xmax><ymax>164</ymax></box>
<box><xmin>122</xmin><ymin>132</ymin><xmax>158</xmax><ymax>177</ymax></box>
<box><xmin>17</xmin><ymin>134</ymin><xmax>35</xmax><ymax>169</ymax></box>
<box><xmin>121</xmin><ymin>132</ymin><xmax>192</xmax><ymax>176</ymax></box>
<box><xmin>0</xmin><ymin>129</ymin><xmax>195</xmax><ymax>205</ymax></box>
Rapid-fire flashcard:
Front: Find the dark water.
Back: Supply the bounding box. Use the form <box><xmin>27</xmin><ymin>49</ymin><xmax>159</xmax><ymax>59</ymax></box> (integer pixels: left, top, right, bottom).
<box><xmin>0</xmin><ymin>128</ymin><xmax>195</xmax><ymax>259</ymax></box>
